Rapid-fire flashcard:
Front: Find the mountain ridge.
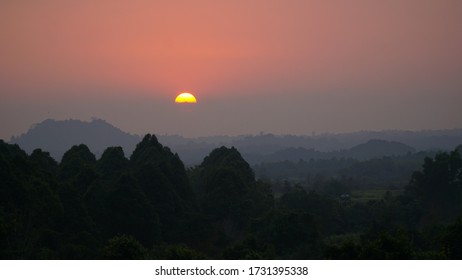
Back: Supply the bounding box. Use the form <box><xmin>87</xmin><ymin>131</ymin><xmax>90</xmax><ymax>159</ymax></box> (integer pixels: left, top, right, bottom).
<box><xmin>11</xmin><ymin>118</ymin><xmax>141</xmax><ymax>160</ymax></box>
<box><xmin>9</xmin><ymin>118</ymin><xmax>462</xmax><ymax>164</ymax></box>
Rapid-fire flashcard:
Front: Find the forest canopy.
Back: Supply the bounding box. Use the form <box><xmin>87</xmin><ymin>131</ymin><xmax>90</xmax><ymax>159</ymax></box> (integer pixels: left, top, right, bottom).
<box><xmin>1</xmin><ymin>137</ymin><xmax>461</xmax><ymax>259</ymax></box>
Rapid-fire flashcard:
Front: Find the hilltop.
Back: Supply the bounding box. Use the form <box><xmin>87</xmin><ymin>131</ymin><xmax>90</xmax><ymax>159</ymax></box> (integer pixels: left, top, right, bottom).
<box><xmin>10</xmin><ymin>119</ymin><xmax>140</xmax><ymax>160</ymax></box>
<box><xmin>9</xmin><ymin>118</ymin><xmax>462</xmax><ymax>164</ymax></box>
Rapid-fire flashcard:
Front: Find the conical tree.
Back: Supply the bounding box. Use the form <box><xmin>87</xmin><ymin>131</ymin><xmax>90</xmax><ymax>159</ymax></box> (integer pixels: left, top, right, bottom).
<box><xmin>130</xmin><ymin>134</ymin><xmax>196</xmax><ymax>241</ymax></box>
<box><xmin>0</xmin><ymin>141</ymin><xmax>62</xmax><ymax>258</ymax></box>
<box><xmin>59</xmin><ymin>144</ymin><xmax>98</xmax><ymax>196</ymax></box>
<box><xmin>197</xmin><ymin>146</ymin><xmax>273</xmax><ymax>235</ymax></box>
<box><xmin>57</xmin><ymin>144</ymin><xmax>99</xmax><ymax>258</ymax></box>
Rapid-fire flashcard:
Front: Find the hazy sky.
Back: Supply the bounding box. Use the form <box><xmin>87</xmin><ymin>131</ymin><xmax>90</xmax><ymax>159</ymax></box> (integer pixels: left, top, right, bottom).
<box><xmin>1</xmin><ymin>0</ymin><xmax>461</xmax><ymax>139</ymax></box>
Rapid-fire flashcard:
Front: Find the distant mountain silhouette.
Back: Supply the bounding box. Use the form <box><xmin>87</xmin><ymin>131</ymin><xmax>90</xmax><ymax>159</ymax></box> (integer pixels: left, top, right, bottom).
<box><xmin>346</xmin><ymin>139</ymin><xmax>415</xmax><ymax>159</ymax></box>
<box><xmin>158</xmin><ymin>130</ymin><xmax>462</xmax><ymax>165</ymax></box>
<box><xmin>10</xmin><ymin>118</ymin><xmax>462</xmax><ymax>164</ymax></box>
<box><xmin>264</xmin><ymin>147</ymin><xmax>324</xmax><ymax>162</ymax></box>
<box><xmin>257</xmin><ymin>139</ymin><xmax>416</xmax><ymax>163</ymax></box>
<box><xmin>10</xmin><ymin>119</ymin><xmax>140</xmax><ymax>160</ymax></box>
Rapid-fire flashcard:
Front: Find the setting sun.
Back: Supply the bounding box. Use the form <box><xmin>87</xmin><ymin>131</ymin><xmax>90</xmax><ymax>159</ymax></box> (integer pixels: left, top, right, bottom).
<box><xmin>175</xmin><ymin>92</ymin><xmax>197</xmax><ymax>104</ymax></box>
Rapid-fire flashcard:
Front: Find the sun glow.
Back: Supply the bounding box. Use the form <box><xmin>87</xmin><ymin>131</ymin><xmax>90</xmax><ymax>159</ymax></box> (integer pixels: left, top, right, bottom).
<box><xmin>175</xmin><ymin>92</ymin><xmax>197</xmax><ymax>103</ymax></box>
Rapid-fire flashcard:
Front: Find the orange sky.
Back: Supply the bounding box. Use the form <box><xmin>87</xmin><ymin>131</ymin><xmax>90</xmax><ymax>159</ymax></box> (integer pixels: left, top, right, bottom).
<box><xmin>1</xmin><ymin>0</ymin><xmax>461</xmax><ymax>138</ymax></box>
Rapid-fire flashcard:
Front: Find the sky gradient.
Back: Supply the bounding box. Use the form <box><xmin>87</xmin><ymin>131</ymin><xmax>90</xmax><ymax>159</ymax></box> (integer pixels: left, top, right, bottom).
<box><xmin>1</xmin><ymin>0</ymin><xmax>461</xmax><ymax>139</ymax></box>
